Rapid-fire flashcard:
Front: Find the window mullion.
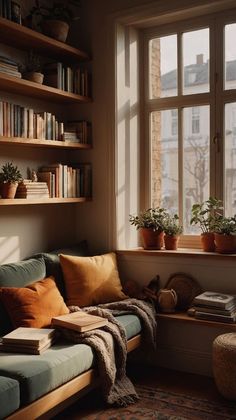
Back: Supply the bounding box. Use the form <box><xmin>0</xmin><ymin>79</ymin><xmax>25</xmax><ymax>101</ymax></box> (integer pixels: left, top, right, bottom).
<box><xmin>177</xmin><ymin>32</ymin><xmax>183</xmax><ymax>227</ymax></box>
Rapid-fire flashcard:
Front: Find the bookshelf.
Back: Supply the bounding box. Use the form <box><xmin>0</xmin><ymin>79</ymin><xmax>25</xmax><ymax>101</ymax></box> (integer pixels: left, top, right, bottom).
<box><xmin>0</xmin><ymin>16</ymin><xmax>92</xmax><ymax>205</ymax></box>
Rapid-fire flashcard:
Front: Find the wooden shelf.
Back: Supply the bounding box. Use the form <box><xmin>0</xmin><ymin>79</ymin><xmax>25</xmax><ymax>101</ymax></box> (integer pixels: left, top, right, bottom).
<box><xmin>0</xmin><ymin>73</ymin><xmax>92</xmax><ymax>103</ymax></box>
<box><xmin>0</xmin><ymin>17</ymin><xmax>90</xmax><ymax>62</ymax></box>
<box><xmin>0</xmin><ymin>136</ymin><xmax>92</xmax><ymax>150</ymax></box>
<box><xmin>156</xmin><ymin>311</ymin><xmax>236</xmax><ymax>330</ymax></box>
<box><xmin>0</xmin><ymin>197</ymin><xmax>92</xmax><ymax>206</ymax></box>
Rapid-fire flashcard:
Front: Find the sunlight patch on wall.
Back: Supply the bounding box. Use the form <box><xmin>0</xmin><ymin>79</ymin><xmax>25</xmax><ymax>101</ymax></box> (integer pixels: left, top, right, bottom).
<box><xmin>0</xmin><ymin>236</ymin><xmax>20</xmax><ymax>264</ymax></box>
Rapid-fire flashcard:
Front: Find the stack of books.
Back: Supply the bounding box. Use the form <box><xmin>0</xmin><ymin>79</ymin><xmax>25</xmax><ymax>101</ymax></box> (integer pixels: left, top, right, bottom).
<box><xmin>0</xmin><ymin>55</ymin><xmax>21</xmax><ymax>79</ymax></box>
<box><xmin>16</xmin><ymin>180</ymin><xmax>49</xmax><ymax>199</ymax></box>
<box><xmin>190</xmin><ymin>291</ymin><xmax>236</xmax><ymax>323</ymax></box>
<box><xmin>0</xmin><ymin>327</ymin><xmax>56</xmax><ymax>354</ymax></box>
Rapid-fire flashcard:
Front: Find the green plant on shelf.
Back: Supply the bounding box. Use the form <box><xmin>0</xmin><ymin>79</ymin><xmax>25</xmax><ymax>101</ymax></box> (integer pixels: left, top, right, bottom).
<box><xmin>0</xmin><ymin>162</ymin><xmax>22</xmax><ymax>184</ymax></box>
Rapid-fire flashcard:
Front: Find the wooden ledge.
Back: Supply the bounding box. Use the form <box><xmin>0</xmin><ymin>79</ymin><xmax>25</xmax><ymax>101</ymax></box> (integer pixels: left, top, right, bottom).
<box><xmin>156</xmin><ymin>311</ymin><xmax>236</xmax><ymax>330</ymax></box>
<box><xmin>117</xmin><ymin>248</ymin><xmax>236</xmax><ymax>260</ymax></box>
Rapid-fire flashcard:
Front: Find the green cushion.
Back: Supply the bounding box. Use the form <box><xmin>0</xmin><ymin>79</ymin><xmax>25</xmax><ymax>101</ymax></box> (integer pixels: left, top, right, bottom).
<box><xmin>0</xmin><ymin>314</ymin><xmax>141</xmax><ymax>405</ymax></box>
<box><xmin>0</xmin><ymin>376</ymin><xmax>20</xmax><ymax>419</ymax></box>
<box><xmin>0</xmin><ymin>258</ymin><xmax>46</xmax><ymax>336</ymax></box>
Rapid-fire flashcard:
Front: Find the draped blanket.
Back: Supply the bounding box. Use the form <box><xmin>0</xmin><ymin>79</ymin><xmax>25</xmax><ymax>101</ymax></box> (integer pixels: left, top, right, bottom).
<box><xmin>58</xmin><ymin>298</ymin><xmax>157</xmax><ymax>407</ymax></box>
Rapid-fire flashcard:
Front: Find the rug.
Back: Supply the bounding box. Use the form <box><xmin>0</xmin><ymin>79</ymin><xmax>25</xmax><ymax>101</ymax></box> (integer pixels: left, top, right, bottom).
<box><xmin>85</xmin><ymin>384</ymin><xmax>236</xmax><ymax>420</ymax></box>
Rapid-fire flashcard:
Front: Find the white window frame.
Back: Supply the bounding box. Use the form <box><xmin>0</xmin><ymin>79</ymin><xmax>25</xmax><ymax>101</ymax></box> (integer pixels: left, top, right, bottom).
<box><xmin>140</xmin><ymin>9</ymin><xmax>236</xmax><ymax>248</ymax></box>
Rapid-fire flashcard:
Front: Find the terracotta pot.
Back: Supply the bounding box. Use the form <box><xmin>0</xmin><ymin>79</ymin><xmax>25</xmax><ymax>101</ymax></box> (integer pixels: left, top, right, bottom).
<box><xmin>214</xmin><ymin>233</ymin><xmax>236</xmax><ymax>254</ymax></box>
<box><xmin>164</xmin><ymin>234</ymin><xmax>179</xmax><ymax>250</ymax></box>
<box><xmin>140</xmin><ymin>228</ymin><xmax>164</xmax><ymax>250</ymax></box>
<box><xmin>23</xmin><ymin>72</ymin><xmax>44</xmax><ymax>84</ymax></box>
<box><xmin>41</xmin><ymin>20</ymin><xmax>69</xmax><ymax>43</ymax></box>
<box><xmin>1</xmin><ymin>182</ymin><xmax>18</xmax><ymax>199</ymax></box>
<box><xmin>201</xmin><ymin>232</ymin><xmax>215</xmax><ymax>252</ymax></box>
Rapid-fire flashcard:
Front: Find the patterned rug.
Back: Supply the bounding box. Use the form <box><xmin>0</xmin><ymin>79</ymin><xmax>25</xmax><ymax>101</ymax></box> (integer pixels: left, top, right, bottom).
<box><xmin>85</xmin><ymin>384</ymin><xmax>236</xmax><ymax>420</ymax></box>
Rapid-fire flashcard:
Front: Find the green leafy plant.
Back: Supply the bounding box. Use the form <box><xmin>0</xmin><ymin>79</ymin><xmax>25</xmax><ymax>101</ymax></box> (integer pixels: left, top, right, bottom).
<box><xmin>0</xmin><ymin>162</ymin><xmax>22</xmax><ymax>184</ymax></box>
<box><xmin>163</xmin><ymin>214</ymin><xmax>183</xmax><ymax>236</ymax></box>
<box><xmin>24</xmin><ymin>50</ymin><xmax>42</xmax><ymax>73</ymax></box>
<box><xmin>29</xmin><ymin>0</ymin><xmax>81</xmax><ymax>24</ymax></box>
<box><xmin>214</xmin><ymin>215</ymin><xmax>236</xmax><ymax>235</ymax></box>
<box><xmin>129</xmin><ymin>207</ymin><xmax>168</xmax><ymax>232</ymax></box>
<box><xmin>190</xmin><ymin>197</ymin><xmax>223</xmax><ymax>234</ymax></box>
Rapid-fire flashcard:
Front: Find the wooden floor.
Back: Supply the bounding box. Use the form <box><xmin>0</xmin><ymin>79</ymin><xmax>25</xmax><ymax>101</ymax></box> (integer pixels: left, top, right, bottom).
<box><xmin>52</xmin><ymin>363</ymin><xmax>223</xmax><ymax>419</ymax></box>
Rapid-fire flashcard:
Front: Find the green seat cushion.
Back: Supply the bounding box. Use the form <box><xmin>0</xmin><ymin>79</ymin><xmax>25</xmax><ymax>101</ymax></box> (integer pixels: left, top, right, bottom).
<box><xmin>0</xmin><ymin>376</ymin><xmax>20</xmax><ymax>419</ymax></box>
<box><xmin>0</xmin><ymin>314</ymin><xmax>141</xmax><ymax>405</ymax></box>
<box><xmin>0</xmin><ymin>258</ymin><xmax>46</xmax><ymax>336</ymax></box>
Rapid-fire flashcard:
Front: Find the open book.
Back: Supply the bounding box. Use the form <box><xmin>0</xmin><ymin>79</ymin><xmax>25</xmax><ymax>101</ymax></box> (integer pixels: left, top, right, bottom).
<box><xmin>51</xmin><ymin>311</ymin><xmax>108</xmax><ymax>332</ymax></box>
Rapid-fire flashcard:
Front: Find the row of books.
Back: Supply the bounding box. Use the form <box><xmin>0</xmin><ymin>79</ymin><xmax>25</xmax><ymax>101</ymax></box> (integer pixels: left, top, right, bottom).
<box><xmin>38</xmin><ymin>163</ymin><xmax>92</xmax><ymax>198</ymax></box>
<box><xmin>44</xmin><ymin>62</ymin><xmax>91</xmax><ymax>96</ymax></box>
<box><xmin>189</xmin><ymin>291</ymin><xmax>236</xmax><ymax>323</ymax></box>
<box><xmin>0</xmin><ymin>100</ymin><xmax>91</xmax><ymax>143</ymax></box>
<box><xmin>0</xmin><ymin>313</ymin><xmax>107</xmax><ymax>354</ymax></box>
<box><xmin>0</xmin><ymin>0</ymin><xmax>21</xmax><ymax>24</ymax></box>
<box><xmin>0</xmin><ymin>55</ymin><xmax>21</xmax><ymax>79</ymax></box>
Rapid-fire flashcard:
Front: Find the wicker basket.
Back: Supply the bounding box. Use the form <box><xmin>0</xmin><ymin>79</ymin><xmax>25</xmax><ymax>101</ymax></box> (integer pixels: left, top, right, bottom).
<box><xmin>213</xmin><ymin>333</ymin><xmax>236</xmax><ymax>400</ymax></box>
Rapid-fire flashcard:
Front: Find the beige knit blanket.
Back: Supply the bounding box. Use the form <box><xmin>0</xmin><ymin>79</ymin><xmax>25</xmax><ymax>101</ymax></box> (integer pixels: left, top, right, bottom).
<box><xmin>58</xmin><ymin>298</ymin><xmax>157</xmax><ymax>407</ymax></box>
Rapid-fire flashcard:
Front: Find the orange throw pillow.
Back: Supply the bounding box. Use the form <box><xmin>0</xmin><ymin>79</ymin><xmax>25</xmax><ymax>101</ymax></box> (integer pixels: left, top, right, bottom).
<box><xmin>0</xmin><ymin>276</ymin><xmax>69</xmax><ymax>328</ymax></box>
<box><xmin>59</xmin><ymin>252</ymin><xmax>127</xmax><ymax>307</ymax></box>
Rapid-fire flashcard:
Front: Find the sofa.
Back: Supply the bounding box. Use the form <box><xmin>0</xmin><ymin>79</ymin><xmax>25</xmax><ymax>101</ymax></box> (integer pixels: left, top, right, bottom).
<box><xmin>0</xmin><ymin>242</ymin><xmax>142</xmax><ymax>420</ymax></box>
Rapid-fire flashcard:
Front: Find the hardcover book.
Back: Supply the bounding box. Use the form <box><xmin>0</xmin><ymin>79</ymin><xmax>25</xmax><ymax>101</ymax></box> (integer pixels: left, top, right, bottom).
<box><xmin>193</xmin><ymin>291</ymin><xmax>236</xmax><ymax>309</ymax></box>
<box><xmin>52</xmin><ymin>311</ymin><xmax>108</xmax><ymax>332</ymax></box>
<box><xmin>2</xmin><ymin>327</ymin><xmax>55</xmax><ymax>346</ymax></box>
<box><xmin>195</xmin><ymin>310</ymin><xmax>236</xmax><ymax>323</ymax></box>
<box><xmin>193</xmin><ymin>302</ymin><xmax>236</xmax><ymax>316</ymax></box>
<box><xmin>0</xmin><ymin>337</ymin><xmax>54</xmax><ymax>354</ymax></box>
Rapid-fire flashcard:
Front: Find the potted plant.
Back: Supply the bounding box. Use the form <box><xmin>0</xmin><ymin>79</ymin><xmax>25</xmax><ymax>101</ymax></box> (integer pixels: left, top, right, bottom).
<box><xmin>22</xmin><ymin>50</ymin><xmax>44</xmax><ymax>84</ymax></box>
<box><xmin>28</xmin><ymin>1</ymin><xmax>80</xmax><ymax>43</ymax></box>
<box><xmin>129</xmin><ymin>207</ymin><xmax>168</xmax><ymax>250</ymax></box>
<box><xmin>190</xmin><ymin>197</ymin><xmax>223</xmax><ymax>252</ymax></box>
<box><xmin>214</xmin><ymin>216</ymin><xmax>236</xmax><ymax>254</ymax></box>
<box><xmin>163</xmin><ymin>214</ymin><xmax>183</xmax><ymax>250</ymax></box>
<box><xmin>0</xmin><ymin>162</ymin><xmax>22</xmax><ymax>199</ymax></box>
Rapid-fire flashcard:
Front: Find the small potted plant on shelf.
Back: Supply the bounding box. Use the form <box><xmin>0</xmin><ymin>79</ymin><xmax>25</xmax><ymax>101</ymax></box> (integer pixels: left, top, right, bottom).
<box><xmin>27</xmin><ymin>0</ymin><xmax>81</xmax><ymax>43</ymax></box>
<box><xmin>22</xmin><ymin>50</ymin><xmax>44</xmax><ymax>84</ymax></box>
<box><xmin>129</xmin><ymin>207</ymin><xmax>168</xmax><ymax>250</ymax></box>
<box><xmin>214</xmin><ymin>215</ymin><xmax>236</xmax><ymax>254</ymax></box>
<box><xmin>190</xmin><ymin>197</ymin><xmax>223</xmax><ymax>252</ymax></box>
<box><xmin>163</xmin><ymin>214</ymin><xmax>183</xmax><ymax>250</ymax></box>
<box><xmin>0</xmin><ymin>162</ymin><xmax>22</xmax><ymax>199</ymax></box>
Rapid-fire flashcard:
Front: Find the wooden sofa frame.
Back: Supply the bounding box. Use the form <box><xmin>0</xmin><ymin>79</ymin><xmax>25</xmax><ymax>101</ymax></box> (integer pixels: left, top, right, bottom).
<box><xmin>7</xmin><ymin>334</ymin><xmax>141</xmax><ymax>420</ymax></box>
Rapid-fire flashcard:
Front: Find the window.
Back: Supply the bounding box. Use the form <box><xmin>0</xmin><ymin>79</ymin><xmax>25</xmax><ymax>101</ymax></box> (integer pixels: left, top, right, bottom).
<box><xmin>143</xmin><ymin>14</ymin><xmax>236</xmax><ymax>241</ymax></box>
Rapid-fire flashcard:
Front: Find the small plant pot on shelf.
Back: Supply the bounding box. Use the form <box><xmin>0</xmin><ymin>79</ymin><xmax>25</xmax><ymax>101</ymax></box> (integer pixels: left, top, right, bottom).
<box><xmin>41</xmin><ymin>20</ymin><xmax>69</xmax><ymax>42</ymax></box>
<box><xmin>201</xmin><ymin>232</ymin><xmax>215</xmax><ymax>252</ymax></box>
<box><xmin>23</xmin><ymin>72</ymin><xmax>44</xmax><ymax>84</ymax></box>
<box><xmin>214</xmin><ymin>233</ymin><xmax>236</xmax><ymax>254</ymax></box>
<box><xmin>164</xmin><ymin>234</ymin><xmax>179</xmax><ymax>250</ymax></box>
<box><xmin>140</xmin><ymin>228</ymin><xmax>164</xmax><ymax>250</ymax></box>
<box><xmin>1</xmin><ymin>182</ymin><xmax>18</xmax><ymax>199</ymax></box>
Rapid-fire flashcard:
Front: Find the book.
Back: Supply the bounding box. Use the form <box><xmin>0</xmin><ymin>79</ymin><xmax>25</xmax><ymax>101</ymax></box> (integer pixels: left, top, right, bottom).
<box><xmin>193</xmin><ymin>302</ymin><xmax>236</xmax><ymax>316</ymax></box>
<box><xmin>193</xmin><ymin>292</ymin><xmax>236</xmax><ymax>309</ymax></box>
<box><xmin>0</xmin><ymin>338</ymin><xmax>54</xmax><ymax>354</ymax></box>
<box><xmin>51</xmin><ymin>311</ymin><xmax>108</xmax><ymax>332</ymax></box>
<box><xmin>195</xmin><ymin>310</ymin><xmax>236</xmax><ymax>323</ymax></box>
<box><xmin>2</xmin><ymin>327</ymin><xmax>55</xmax><ymax>346</ymax></box>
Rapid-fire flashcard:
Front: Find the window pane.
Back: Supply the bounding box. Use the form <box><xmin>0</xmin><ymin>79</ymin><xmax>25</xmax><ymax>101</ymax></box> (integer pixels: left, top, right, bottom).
<box><xmin>183</xmin><ymin>106</ymin><xmax>210</xmax><ymax>233</ymax></box>
<box><xmin>183</xmin><ymin>28</ymin><xmax>209</xmax><ymax>95</ymax></box>
<box><xmin>225</xmin><ymin>24</ymin><xmax>236</xmax><ymax>90</ymax></box>
<box><xmin>151</xmin><ymin>110</ymin><xmax>178</xmax><ymax>214</ymax></box>
<box><xmin>224</xmin><ymin>103</ymin><xmax>236</xmax><ymax>216</ymax></box>
<box><xmin>149</xmin><ymin>35</ymin><xmax>177</xmax><ymax>99</ymax></box>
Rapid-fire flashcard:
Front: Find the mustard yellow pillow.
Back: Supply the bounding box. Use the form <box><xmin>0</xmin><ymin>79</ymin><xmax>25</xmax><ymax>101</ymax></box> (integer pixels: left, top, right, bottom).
<box><xmin>59</xmin><ymin>252</ymin><xmax>127</xmax><ymax>307</ymax></box>
<box><xmin>0</xmin><ymin>276</ymin><xmax>69</xmax><ymax>328</ymax></box>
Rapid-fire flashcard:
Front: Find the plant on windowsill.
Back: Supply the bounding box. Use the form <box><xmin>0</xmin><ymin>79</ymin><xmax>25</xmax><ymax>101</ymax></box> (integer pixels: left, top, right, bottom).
<box><xmin>190</xmin><ymin>197</ymin><xmax>223</xmax><ymax>252</ymax></box>
<box><xmin>214</xmin><ymin>215</ymin><xmax>236</xmax><ymax>254</ymax></box>
<box><xmin>129</xmin><ymin>207</ymin><xmax>168</xmax><ymax>250</ymax></box>
<box><xmin>27</xmin><ymin>0</ymin><xmax>81</xmax><ymax>43</ymax></box>
<box><xmin>163</xmin><ymin>214</ymin><xmax>183</xmax><ymax>250</ymax></box>
<box><xmin>0</xmin><ymin>162</ymin><xmax>22</xmax><ymax>199</ymax></box>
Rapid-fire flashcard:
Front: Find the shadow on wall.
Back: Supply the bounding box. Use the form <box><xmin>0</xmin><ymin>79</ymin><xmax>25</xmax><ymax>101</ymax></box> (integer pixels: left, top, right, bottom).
<box><xmin>0</xmin><ymin>236</ymin><xmax>20</xmax><ymax>264</ymax></box>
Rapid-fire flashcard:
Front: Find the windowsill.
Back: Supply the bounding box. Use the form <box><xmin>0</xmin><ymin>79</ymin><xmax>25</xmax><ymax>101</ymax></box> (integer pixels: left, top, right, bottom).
<box><xmin>116</xmin><ymin>248</ymin><xmax>236</xmax><ymax>260</ymax></box>
<box><xmin>156</xmin><ymin>311</ymin><xmax>236</xmax><ymax>330</ymax></box>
